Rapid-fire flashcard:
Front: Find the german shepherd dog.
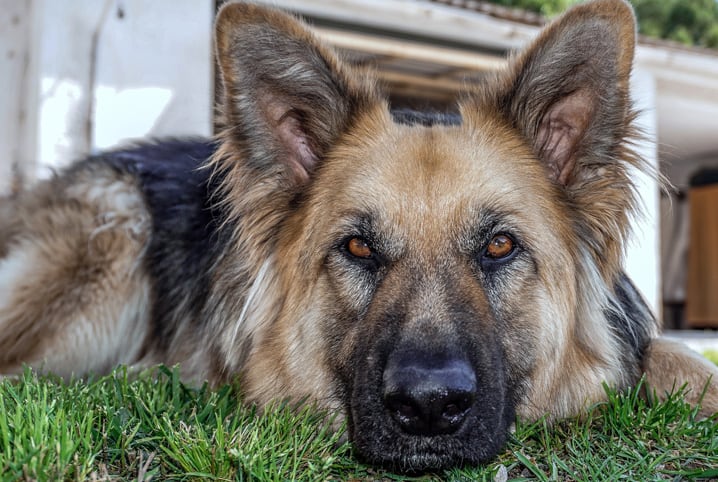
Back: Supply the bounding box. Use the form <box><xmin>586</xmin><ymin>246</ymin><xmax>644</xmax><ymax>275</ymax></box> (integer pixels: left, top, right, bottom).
<box><xmin>1</xmin><ymin>0</ymin><xmax>716</xmax><ymax>471</ymax></box>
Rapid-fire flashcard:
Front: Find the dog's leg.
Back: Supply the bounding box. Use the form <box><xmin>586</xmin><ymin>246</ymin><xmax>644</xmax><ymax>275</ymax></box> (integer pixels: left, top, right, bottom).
<box><xmin>0</xmin><ymin>168</ymin><xmax>153</xmax><ymax>378</ymax></box>
<box><xmin>643</xmin><ymin>337</ymin><xmax>718</xmax><ymax>417</ymax></box>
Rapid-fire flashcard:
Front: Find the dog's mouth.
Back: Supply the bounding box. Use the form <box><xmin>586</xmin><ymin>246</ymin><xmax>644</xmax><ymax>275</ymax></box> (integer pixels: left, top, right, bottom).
<box><xmin>349</xmin><ymin>416</ymin><xmax>512</xmax><ymax>473</ymax></box>
<box><xmin>345</xmin><ymin>346</ymin><xmax>516</xmax><ymax>472</ymax></box>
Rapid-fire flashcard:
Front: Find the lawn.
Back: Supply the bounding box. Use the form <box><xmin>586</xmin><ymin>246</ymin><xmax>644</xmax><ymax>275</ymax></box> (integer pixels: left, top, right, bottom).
<box><xmin>1</xmin><ymin>365</ymin><xmax>717</xmax><ymax>481</ymax></box>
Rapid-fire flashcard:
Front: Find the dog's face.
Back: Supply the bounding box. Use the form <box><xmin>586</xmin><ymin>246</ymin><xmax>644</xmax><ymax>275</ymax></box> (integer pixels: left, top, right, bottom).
<box><xmin>300</xmin><ymin>112</ymin><xmax>577</xmax><ymax>468</ymax></box>
<box><xmin>212</xmin><ymin>0</ymin><xmax>642</xmax><ymax>471</ymax></box>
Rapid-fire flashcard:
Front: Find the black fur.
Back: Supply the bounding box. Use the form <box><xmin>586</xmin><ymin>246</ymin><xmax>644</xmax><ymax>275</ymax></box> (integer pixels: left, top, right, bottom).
<box><xmin>610</xmin><ymin>273</ymin><xmax>657</xmax><ymax>364</ymax></box>
<box><xmin>92</xmin><ymin>140</ymin><xmax>228</xmax><ymax>349</ymax></box>
<box><xmin>391</xmin><ymin>108</ymin><xmax>461</xmax><ymax>127</ymax></box>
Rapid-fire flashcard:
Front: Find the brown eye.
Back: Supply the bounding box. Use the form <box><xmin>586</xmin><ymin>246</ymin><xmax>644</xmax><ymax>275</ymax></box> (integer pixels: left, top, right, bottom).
<box><xmin>485</xmin><ymin>234</ymin><xmax>514</xmax><ymax>259</ymax></box>
<box><xmin>347</xmin><ymin>237</ymin><xmax>373</xmax><ymax>259</ymax></box>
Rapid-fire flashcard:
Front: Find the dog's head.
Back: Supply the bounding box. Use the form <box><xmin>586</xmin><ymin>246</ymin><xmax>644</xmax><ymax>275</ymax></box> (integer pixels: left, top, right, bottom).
<box><xmin>211</xmin><ymin>0</ymin><xmax>644</xmax><ymax>471</ymax></box>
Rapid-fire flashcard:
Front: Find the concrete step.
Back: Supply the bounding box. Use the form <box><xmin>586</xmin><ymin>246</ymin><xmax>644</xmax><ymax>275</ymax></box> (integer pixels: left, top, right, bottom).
<box><xmin>663</xmin><ymin>329</ymin><xmax>718</xmax><ymax>354</ymax></box>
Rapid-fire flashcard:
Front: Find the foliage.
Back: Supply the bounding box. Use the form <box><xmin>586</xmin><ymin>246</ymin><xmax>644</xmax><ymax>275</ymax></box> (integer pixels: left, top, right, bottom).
<box><xmin>483</xmin><ymin>0</ymin><xmax>577</xmax><ymax>16</ymax></box>
<box><xmin>633</xmin><ymin>0</ymin><xmax>718</xmax><ymax>48</ymax></box>
<box><xmin>1</xmin><ymin>367</ymin><xmax>718</xmax><ymax>481</ymax></box>
<box><xmin>486</xmin><ymin>0</ymin><xmax>718</xmax><ymax>49</ymax></box>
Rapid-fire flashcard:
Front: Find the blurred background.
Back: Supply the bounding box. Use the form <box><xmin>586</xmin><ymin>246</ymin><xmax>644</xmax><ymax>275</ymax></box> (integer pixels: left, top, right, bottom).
<box><xmin>2</xmin><ymin>0</ymin><xmax>718</xmax><ymax>336</ymax></box>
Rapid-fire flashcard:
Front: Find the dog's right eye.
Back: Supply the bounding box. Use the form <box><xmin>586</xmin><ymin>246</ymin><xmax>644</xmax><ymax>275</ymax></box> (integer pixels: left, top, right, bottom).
<box><xmin>338</xmin><ymin>235</ymin><xmax>386</xmax><ymax>272</ymax></box>
<box><xmin>345</xmin><ymin>237</ymin><xmax>373</xmax><ymax>259</ymax></box>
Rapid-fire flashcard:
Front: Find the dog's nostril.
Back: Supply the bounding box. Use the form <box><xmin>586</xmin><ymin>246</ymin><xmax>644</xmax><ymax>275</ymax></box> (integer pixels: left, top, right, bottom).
<box><xmin>443</xmin><ymin>398</ymin><xmax>470</xmax><ymax>418</ymax></box>
<box><xmin>385</xmin><ymin>396</ymin><xmax>421</xmax><ymax>426</ymax></box>
<box><xmin>383</xmin><ymin>353</ymin><xmax>477</xmax><ymax>436</ymax></box>
<box><xmin>384</xmin><ymin>384</ymin><xmax>475</xmax><ymax>435</ymax></box>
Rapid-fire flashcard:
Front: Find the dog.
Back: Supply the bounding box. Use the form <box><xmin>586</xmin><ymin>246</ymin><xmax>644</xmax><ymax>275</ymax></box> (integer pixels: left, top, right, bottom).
<box><xmin>1</xmin><ymin>0</ymin><xmax>717</xmax><ymax>472</ymax></box>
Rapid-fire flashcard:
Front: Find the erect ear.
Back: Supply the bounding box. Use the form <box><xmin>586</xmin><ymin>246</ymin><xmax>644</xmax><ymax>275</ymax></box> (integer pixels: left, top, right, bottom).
<box><xmin>214</xmin><ymin>2</ymin><xmax>376</xmax><ymax>185</ymax></box>
<box><xmin>475</xmin><ymin>0</ymin><xmax>638</xmax><ymax>188</ymax></box>
<box><xmin>465</xmin><ymin>0</ymin><xmax>643</xmax><ymax>277</ymax></box>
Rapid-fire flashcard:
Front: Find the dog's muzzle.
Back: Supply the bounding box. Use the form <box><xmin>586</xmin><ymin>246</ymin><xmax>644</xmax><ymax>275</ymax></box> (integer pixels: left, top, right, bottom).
<box><xmin>346</xmin><ymin>331</ymin><xmax>515</xmax><ymax>473</ymax></box>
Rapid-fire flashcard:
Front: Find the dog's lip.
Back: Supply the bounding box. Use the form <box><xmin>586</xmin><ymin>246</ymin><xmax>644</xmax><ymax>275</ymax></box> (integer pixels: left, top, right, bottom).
<box><xmin>364</xmin><ymin>444</ymin><xmax>484</xmax><ymax>472</ymax></box>
<box><xmin>347</xmin><ymin>389</ymin><xmax>513</xmax><ymax>471</ymax></box>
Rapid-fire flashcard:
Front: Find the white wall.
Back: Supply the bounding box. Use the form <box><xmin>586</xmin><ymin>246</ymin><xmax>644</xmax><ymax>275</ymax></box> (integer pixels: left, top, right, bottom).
<box><xmin>0</xmin><ymin>0</ymin><xmax>33</xmax><ymax>195</ymax></box>
<box><xmin>625</xmin><ymin>68</ymin><xmax>661</xmax><ymax>315</ymax></box>
<box><xmin>0</xmin><ymin>0</ymin><xmax>214</xmax><ymax>191</ymax></box>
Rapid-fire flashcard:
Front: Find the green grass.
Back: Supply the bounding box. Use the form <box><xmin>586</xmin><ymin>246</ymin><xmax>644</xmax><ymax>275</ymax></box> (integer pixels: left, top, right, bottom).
<box><xmin>1</xmin><ymin>366</ymin><xmax>717</xmax><ymax>481</ymax></box>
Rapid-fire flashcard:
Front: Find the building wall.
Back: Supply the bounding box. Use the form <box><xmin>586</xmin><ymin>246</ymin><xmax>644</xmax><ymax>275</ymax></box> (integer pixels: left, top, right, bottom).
<box><xmin>0</xmin><ymin>0</ymin><xmax>33</xmax><ymax>195</ymax></box>
<box><xmin>626</xmin><ymin>68</ymin><xmax>661</xmax><ymax>315</ymax></box>
<box><xmin>0</xmin><ymin>0</ymin><xmax>214</xmax><ymax>191</ymax></box>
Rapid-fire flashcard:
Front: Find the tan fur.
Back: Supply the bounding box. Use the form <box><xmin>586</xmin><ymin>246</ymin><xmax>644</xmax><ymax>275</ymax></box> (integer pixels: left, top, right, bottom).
<box><xmin>0</xmin><ymin>166</ymin><xmax>152</xmax><ymax>376</ymax></box>
<box><xmin>644</xmin><ymin>337</ymin><xmax>718</xmax><ymax>418</ymax></box>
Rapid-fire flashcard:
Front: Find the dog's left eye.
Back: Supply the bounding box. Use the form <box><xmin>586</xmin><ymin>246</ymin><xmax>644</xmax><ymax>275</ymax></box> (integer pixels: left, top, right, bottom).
<box><xmin>483</xmin><ymin>234</ymin><xmax>516</xmax><ymax>261</ymax></box>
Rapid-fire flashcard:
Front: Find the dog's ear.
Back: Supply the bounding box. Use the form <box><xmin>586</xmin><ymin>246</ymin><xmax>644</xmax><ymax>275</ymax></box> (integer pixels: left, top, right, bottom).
<box><xmin>214</xmin><ymin>2</ymin><xmax>376</xmax><ymax>185</ymax></box>
<box><xmin>488</xmin><ymin>0</ymin><xmax>637</xmax><ymax>186</ymax></box>
<box><xmin>466</xmin><ymin>0</ymin><xmax>641</xmax><ymax>274</ymax></box>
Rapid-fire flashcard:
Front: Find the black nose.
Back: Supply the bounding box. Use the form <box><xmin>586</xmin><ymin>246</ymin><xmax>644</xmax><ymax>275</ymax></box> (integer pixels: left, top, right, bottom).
<box><xmin>382</xmin><ymin>351</ymin><xmax>477</xmax><ymax>436</ymax></box>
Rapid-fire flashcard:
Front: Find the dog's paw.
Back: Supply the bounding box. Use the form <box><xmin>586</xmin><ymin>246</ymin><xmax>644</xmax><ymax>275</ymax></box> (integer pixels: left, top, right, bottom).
<box><xmin>643</xmin><ymin>337</ymin><xmax>718</xmax><ymax>418</ymax></box>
